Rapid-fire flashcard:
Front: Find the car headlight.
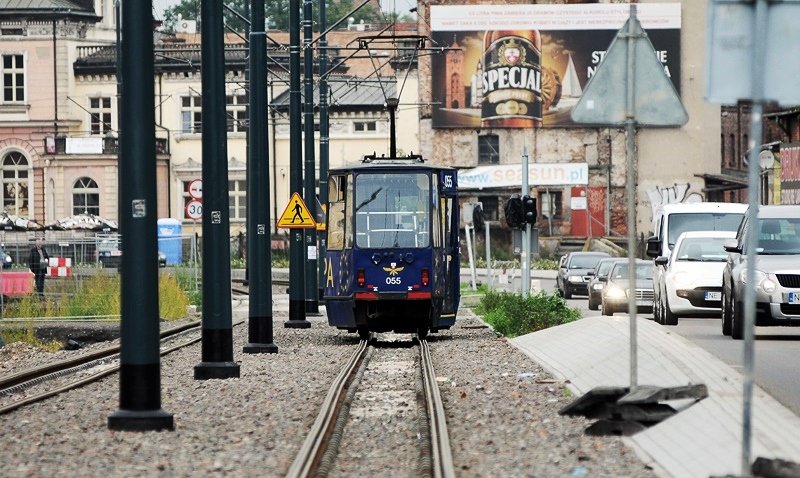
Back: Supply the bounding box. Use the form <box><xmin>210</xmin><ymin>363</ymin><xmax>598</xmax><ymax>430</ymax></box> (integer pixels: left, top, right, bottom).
<box><xmin>740</xmin><ymin>269</ymin><xmax>776</xmax><ymax>293</ymax></box>
<box><xmin>568</xmin><ymin>275</ymin><xmax>583</xmax><ymax>283</ymax></box>
<box><xmin>672</xmin><ymin>271</ymin><xmax>692</xmax><ymax>288</ymax></box>
<box><xmin>592</xmin><ymin>283</ymin><xmax>604</xmax><ymax>290</ymax></box>
<box><xmin>605</xmin><ymin>285</ymin><xmax>626</xmax><ymax>299</ymax></box>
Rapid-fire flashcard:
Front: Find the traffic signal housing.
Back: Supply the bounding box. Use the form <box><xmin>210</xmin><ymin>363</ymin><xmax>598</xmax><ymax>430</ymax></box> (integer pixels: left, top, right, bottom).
<box><xmin>504</xmin><ymin>197</ymin><xmax>524</xmax><ymax>229</ymax></box>
<box><xmin>522</xmin><ymin>195</ymin><xmax>537</xmax><ymax>224</ymax></box>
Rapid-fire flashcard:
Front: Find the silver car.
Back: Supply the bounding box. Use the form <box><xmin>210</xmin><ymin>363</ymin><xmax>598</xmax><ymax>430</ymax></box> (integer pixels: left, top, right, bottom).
<box><xmin>721</xmin><ymin>205</ymin><xmax>800</xmax><ymax>339</ymax></box>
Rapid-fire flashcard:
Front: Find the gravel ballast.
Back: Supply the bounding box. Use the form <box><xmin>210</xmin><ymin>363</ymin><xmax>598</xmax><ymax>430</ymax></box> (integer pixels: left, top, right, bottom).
<box><xmin>0</xmin><ymin>302</ymin><xmax>656</xmax><ymax>477</ymax></box>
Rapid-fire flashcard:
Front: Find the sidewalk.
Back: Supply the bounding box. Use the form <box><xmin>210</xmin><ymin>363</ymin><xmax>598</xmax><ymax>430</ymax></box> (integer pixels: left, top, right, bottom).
<box><xmin>511</xmin><ymin>316</ymin><xmax>800</xmax><ymax>478</ymax></box>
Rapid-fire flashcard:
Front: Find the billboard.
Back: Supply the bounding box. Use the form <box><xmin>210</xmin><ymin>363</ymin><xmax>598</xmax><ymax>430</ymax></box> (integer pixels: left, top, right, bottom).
<box><xmin>430</xmin><ymin>3</ymin><xmax>681</xmax><ymax>128</ymax></box>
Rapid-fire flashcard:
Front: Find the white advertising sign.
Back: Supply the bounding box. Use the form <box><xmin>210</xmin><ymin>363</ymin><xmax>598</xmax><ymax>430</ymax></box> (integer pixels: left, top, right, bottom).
<box><xmin>458</xmin><ymin>163</ymin><xmax>589</xmax><ymax>190</ymax></box>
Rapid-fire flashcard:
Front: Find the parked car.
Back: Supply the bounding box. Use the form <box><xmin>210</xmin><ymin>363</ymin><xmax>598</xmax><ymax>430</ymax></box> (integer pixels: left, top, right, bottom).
<box><xmin>587</xmin><ymin>258</ymin><xmax>624</xmax><ymax>310</ymax></box>
<box><xmin>1</xmin><ymin>246</ymin><xmax>11</xmax><ymax>269</ymax></box>
<box><xmin>647</xmin><ymin>202</ymin><xmax>746</xmax><ymax>324</ymax></box>
<box><xmin>654</xmin><ymin>230</ymin><xmax>735</xmax><ymax>325</ymax></box>
<box><xmin>601</xmin><ymin>259</ymin><xmax>654</xmax><ymax>316</ymax></box>
<box><xmin>97</xmin><ymin>239</ymin><xmax>167</xmax><ymax>268</ymax></box>
<box><xmin>557</xmin><ymin>251</ymin><xmax>611</xmax><ymax>299</ymax></box>
<box><xmin>721</xmin><ymin>205</ymin><xmax>800</xmax><ymax>339</ymax></box>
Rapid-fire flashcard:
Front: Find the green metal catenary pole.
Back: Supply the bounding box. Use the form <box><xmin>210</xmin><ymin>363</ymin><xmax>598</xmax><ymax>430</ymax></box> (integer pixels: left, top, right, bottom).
<box><xmin>317</xmin><ymin>0</ymin><xmax>329</xmax><ymax>302</ymax></box>
<box><xmin>243</xmin><ymin>0</ymin><xmax>278</xmax><ymax>354</ymax></box>
<box><xmin>194</xmin><ymin>0</ymin><xmax>240</xmax><ymax>379</ymax></box>
<box><xmin>285</xmin><ymin>0</ymin><xmax>310</xmax><ymax>327</ymax></box>
<box><xmin>303</xmin><ymin>0</ymin><xmax>320</xmax><ymax>315</ymax></box>
<box><xmin>108</xmin><ymin>0</ymin><xmax>173</xmax><ymax>431</ymax></box>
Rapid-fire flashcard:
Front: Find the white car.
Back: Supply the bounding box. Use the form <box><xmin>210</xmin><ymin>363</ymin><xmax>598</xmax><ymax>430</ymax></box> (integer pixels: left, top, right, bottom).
<box><xmin>654</xmin><ymin>230</ymin><xmax>736</xmax><ymax>325</ymax></box>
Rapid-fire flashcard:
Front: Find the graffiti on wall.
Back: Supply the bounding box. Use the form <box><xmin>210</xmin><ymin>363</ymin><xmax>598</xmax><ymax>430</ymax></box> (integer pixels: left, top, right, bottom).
<box><xmin>647</xmin><ymin>182</ymin><xmax>704</xmax><ymax>225</ymax></box>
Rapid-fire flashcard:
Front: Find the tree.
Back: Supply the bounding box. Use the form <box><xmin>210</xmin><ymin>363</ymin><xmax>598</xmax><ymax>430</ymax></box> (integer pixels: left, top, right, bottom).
<box><xmin>160</xmin><ymin>0</ymin><xmax>384</xmax><ymax>33</ymax></box>
<box><xmin>162</xmin><ymin>0</ymin><xmax>248</xmax><ymax>33</ymax></box>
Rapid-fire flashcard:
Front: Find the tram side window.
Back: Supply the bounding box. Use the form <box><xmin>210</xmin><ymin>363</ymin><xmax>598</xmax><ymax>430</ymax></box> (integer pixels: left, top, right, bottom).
<box><xmin>327</xmin><ymin>175</ymin><xmax>347</xmax><ymax>250</ymax></box>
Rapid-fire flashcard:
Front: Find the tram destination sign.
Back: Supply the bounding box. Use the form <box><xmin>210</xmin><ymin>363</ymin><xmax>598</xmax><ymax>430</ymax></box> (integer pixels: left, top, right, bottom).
<box><xmin>429</xmin><ymin>3</ymin><xmax>681</xmax><ymax>128</ymax></box>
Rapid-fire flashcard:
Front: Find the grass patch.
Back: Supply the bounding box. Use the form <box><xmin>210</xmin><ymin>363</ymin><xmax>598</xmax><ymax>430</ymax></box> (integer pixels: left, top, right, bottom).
<box><xmin>1</xmin><ymin>272</ymin><xmax>191</xmax><ymax>321</ymax></box>
<box><xmin>475</xmin><ymin>290</ymin><xmax>581</xmax><ymax>338</ymax></box>
<box><xmin>0</xmin><ymin>323</ymin><xmax>62</xmax><ymax>352</ymax></box>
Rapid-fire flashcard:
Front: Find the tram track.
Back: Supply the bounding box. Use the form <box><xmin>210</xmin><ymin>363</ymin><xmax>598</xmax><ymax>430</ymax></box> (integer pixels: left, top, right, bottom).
<box><xmin>287</xmin><ymin>334</ymin><xmax>454</xmax><ymax>478</ymax></box>
<box><xmin>0</xmin><ymin>319</ymin><xmax>243</xmax><ymax>415</ymax></box>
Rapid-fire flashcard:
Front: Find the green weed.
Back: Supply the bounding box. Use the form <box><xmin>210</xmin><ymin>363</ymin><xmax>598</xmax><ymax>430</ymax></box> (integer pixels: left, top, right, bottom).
<box><xmin>476</xmin><ymin>290</ymin><xmax>581</xmax><ymax>338</ymax></box>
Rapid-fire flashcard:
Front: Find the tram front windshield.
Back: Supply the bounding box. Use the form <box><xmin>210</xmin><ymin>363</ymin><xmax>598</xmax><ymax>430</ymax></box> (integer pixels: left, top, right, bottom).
<box><xmin>354</xmin><ymin>172</ymin><xmax>430</xmax><ymax>248</ymax></box>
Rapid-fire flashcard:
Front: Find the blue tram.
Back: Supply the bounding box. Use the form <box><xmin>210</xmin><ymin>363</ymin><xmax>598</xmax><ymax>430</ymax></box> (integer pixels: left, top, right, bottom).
<box><xmin>323</xmin><ymin>154</ymin><xmax>460</xmax><ymax>339</ymax></box>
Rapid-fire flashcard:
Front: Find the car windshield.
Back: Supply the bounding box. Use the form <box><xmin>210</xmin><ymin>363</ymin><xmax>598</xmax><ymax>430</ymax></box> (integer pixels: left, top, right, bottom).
<box><xmin>757</xmin><ymin>217</ymin><xmax>800</xmax><ymax>254</ymax></box>
<box><xmin>595</xmin><ymin>260</ymin><xmax>617</xmax><ymax>277</ymax></box>
<box><xmin>569</xmin><ymin>255</ymin><xmax>605</xmax><ymax>269</ymax></box>
<box><xmin>675</xmin><ymin>237</ymin><xmax>729</xmax><ymax>262</ymax></box>
<box><xmin>668</xmin><ymin>212</ymin><xmax>744</xmax><ymax>246</ymax></box>
<box><xmin>610</xmin><ymin>263</ymin><xmax>653</xmax><ymax>280</ymax></box>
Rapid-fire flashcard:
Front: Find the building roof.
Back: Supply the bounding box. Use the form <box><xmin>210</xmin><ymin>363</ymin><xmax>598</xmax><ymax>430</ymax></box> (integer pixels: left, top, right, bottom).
<box><xmin>271</xmin><ymin>76</ymin><xmax>398</xmax><ymax>110</ymax></box>
<box><xmin>0</xmin><ymin>0</ymin><xmax>100</xmax><ymax>20</ymax></box>
<box><xmin>73</xmin><ymin>38</ymin><xmax>351</xmax><ymax>76</ymax></box>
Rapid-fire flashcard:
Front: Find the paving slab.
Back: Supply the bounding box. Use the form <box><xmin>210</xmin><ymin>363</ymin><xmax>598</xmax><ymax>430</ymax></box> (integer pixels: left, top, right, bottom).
<box><xmin>511</xmin><ymin>316</ymin><xmax>800</xmax><ymax>478</ymax></box>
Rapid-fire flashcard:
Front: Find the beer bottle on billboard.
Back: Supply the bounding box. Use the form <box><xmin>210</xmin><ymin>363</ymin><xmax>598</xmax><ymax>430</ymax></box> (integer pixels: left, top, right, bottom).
<box><xmin>481</xmin><ymin>29</ymin><xmax>542</xmax><ymax>128</ymax></box>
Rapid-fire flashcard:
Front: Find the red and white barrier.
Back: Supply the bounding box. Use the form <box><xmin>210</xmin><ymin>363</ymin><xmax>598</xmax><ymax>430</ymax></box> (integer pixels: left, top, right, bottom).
<box><xmin>48</xmin><ymin>257</ymin><xmax>72</xmax><ymax>277</ymax></box>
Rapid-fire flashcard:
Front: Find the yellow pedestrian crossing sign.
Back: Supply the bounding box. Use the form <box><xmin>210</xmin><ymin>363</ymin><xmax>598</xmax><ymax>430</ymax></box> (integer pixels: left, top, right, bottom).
<box><xmin>277</xmin><ymin>192</ymin><xmax>317</xmax><ymax>229</ymax></box>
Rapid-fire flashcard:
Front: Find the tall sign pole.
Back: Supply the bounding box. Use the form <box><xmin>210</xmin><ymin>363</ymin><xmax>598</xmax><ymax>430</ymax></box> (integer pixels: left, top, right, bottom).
<box><xmin>623</xmin><ymin>5</ymin><xmax>638</xmax><ymax>389</ymax></box>
<box><xmin>317</xmin><ymin>0</ymin><xmax>330</xmax><ymax>304</ymax></box>
<box><xmin>707</xmin><ymin>1</ymin><xmax>800</xmax><ymax>472</ymax></box>
<box><xmin>194</xmin><ymin>0</ymin><xmax>240</xmax><ymax>379</ymax></box>
<box><xmin>285</xmin><ymin>0</ymin><xmax>310</xmax><ymax>327</ymax></box>
<box><xmin>108</xmin><ymin>0</ymin><xmax>173</xmax><ymax>431</ymax></box>
<box><xmin>243</xmin><ymin>0</ymin><xmax>278</xmax><ymax>354</ymax></box>
<box><xmin>570</xmin><ymin>4</ymin><xmax>687</xmax><ymax>391</ymax></box>
<box><xmin>303</xmin><ymin>0</ymin><xmax>320</xmax><ymax>315</ymax></box>
<box><xmin>521</xmin><ymin>145</ymin><xmax>530</xmax><ymax>298</ymax></box>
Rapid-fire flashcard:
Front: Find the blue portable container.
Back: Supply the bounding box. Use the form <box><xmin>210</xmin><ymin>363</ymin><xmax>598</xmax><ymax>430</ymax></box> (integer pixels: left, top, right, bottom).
<box><xmin>157</xmin><ymin>218</ymin><xmax>182</xmax><ymax>264</ymax></box>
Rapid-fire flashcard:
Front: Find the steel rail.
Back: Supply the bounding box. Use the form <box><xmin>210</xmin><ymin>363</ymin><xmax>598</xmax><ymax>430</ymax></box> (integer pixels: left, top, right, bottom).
<box><xmin>285</xmin><ymin>338</ymin><xmax>370</xmax><ymax>478</ymax></box>
<box><xmin>419</xmin><ymin>339</ymin><xmax>455</xmax><ymax>478</ymax></box>
<box><xmin>0</xmin><ymin>320</ymin><xmax>244</xmax><ymax>415</ymax></box>
<box><xmin>0</xmin><ymin>320</ymin><xmax>201</xmax><ymax>390</ymax></box>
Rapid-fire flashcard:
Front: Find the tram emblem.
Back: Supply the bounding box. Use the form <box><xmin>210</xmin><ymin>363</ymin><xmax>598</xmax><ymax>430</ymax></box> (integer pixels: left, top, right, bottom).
<box><xmin>383</xmin><ymin>262</ymin><xmax>404</xmax><ymax>276</ymax></box>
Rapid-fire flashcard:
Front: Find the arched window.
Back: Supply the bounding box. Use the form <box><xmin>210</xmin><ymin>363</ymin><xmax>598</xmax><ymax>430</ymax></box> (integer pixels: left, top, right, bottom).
<box><xmin>73</xmin><ymin>177</ymin><xmax>99</xmax><ymax>215</ymax></box>
<box><xmin>1</xmin><ymin>150</ymin><xmax>29</xmax><ymax>216</ymax></box>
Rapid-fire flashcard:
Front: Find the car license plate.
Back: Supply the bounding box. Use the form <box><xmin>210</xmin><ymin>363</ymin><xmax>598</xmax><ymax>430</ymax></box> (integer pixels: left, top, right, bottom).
<box><xmin>705</xmin><ymin>291</ymin><xmax>721</xmax><ymax>302</ymax></box>
<box><xmin>789</xmin><ymin>292</ymin><xmax>800</xmax><ymax>305</ymax></box>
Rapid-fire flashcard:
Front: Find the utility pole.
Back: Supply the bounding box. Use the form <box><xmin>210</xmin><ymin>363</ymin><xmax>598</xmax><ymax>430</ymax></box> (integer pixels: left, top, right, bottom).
<box><xmin>243</xmin><ymin>0</ymin><xmax>278</xmax><ymax>354</ymax></box>
<box><xmin>318</xmin><ymin>0</ymin><xmax>330</xmax><ymax>302</ymax></box>
<box><xmin>194</xmin><ymin>0</ymin><xmax>240</xmax><ymax>379</ymax></box>
<box><xmin>303</xmin><ymin>0</ymin><xmax>319</xmax><ymax>315</ymax></box>
<box><xmin>285</xmin><ymin>0</ymin><xmax>310</xmax><ymax>328</ymax></box>
<box><xmin>108</xmin><ymin>0</ymin><xmax>173</xmax><ymax>431</ymax></box>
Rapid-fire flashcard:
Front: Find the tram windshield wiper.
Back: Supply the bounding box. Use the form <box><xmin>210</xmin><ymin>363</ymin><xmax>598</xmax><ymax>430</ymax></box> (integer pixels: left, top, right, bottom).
<box><xmin>355</xmin><ymin>187</ymin><xmax>383</xmax><ymax>211</ymax></box>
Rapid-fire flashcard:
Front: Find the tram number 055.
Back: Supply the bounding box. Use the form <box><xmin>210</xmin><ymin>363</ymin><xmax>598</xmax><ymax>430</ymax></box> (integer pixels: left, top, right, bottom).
<box><xmin>443</xmin><ymin>174</ymin><xmax>453</xmax><ymax>189</ymax></box>
<box><xmin>386</xmin><ymin>276</ymin><xmax>402</xmax><ymax>285</ymax></box>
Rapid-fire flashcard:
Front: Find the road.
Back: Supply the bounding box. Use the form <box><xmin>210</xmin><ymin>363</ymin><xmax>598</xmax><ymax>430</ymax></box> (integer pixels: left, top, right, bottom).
<box><xmin>534</xmin><ymin>275</ymin><xmax>800</xmax><ymax>416</ymax></box>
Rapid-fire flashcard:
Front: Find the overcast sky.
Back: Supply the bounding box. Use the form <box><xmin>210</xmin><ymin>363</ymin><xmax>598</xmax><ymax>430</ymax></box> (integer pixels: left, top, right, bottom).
<box><xmin>152</xmin><ymin>0</ymin><xmax>418</xmax><ymax>20</ymax></box>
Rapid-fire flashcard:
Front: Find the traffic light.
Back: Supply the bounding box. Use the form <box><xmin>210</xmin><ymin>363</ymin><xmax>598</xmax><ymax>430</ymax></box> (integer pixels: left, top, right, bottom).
<box><xmin>522</xmin><ymin>195</ymin><xmax>537</xmax><ymax>224</ymax></box>
<box><xmin>503</xmin><ymin>197</ymin><xmax>524</xmax><ymax>229</ymax></box>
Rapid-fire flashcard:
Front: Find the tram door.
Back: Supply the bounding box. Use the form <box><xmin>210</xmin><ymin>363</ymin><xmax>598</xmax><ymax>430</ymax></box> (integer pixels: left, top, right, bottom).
<box><xmin>440</xmin><ymin>171</ymin><xmax>460</xmax><ymax>315</ymax></box>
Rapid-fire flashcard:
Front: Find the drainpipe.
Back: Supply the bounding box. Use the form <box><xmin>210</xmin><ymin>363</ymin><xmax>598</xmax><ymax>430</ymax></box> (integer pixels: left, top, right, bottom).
<box><xmin>52</xmin><ymin>18</ymin><xmax>58</xmax><ymax>135</ymax></box>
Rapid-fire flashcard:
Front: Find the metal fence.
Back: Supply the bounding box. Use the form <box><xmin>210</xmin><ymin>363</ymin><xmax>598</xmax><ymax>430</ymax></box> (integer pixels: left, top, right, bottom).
<box><xmin>0</xmin><ymin>231</ymin><xmax>201</xmax><ymax>269</ymax></box>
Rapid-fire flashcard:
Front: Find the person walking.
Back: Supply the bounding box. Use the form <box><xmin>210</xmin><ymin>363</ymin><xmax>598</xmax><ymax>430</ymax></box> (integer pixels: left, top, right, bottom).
<box><xmin>28</xmin><ymin>239</ymin><xmax>50</xmax><ymax>297</ymax></box>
